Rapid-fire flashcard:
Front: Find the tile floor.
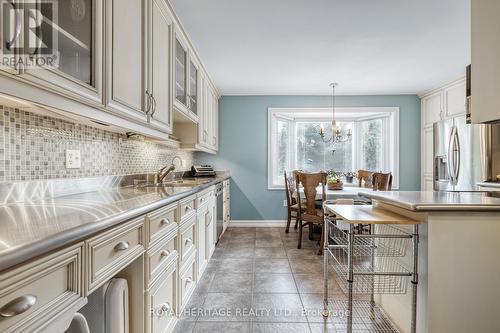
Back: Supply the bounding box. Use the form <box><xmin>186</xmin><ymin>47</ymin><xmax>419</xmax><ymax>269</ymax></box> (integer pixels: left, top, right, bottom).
<box><xmin>173</xmin><ymin>227</ymin><xmax>397</xmax><ymax>333</ymax></box>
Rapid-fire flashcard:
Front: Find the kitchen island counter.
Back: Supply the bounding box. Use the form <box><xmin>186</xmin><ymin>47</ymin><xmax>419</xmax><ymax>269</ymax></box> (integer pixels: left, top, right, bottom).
<box><xmin>359</xmin><ymin>190</ymin><xmax>500</xmax><ymax>211</ymax></box>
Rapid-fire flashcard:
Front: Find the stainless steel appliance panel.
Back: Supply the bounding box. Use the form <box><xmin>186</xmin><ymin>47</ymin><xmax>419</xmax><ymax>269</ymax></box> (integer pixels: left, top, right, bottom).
<box><xmin>215</xmin><ymin>183</ymin><xmax>223</xmax><ymax>242</ymax></box>
<box><xmin>434</xmin><ymin>116</ymin><xmax>491</xmax><ymax>191</ymax></box>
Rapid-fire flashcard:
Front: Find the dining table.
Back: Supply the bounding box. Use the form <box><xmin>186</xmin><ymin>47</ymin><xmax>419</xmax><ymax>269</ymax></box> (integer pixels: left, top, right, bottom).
<box><xmin>294</xmin><ymin>185</ymin><xmax>369</xmax><ymax>201</ymax></box>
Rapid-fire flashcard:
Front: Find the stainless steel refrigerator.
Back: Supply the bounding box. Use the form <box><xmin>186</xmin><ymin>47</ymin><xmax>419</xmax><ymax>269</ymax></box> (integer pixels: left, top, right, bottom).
<box><xmin>433</xmin><ymin>115</ymin><xmax>493</xmax><ymax>191</ymax></box>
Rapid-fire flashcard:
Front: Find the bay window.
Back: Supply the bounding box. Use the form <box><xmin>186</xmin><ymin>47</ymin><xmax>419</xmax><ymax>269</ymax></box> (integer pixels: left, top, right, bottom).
<box><xmin>268</xmin><ymin>107</ymin><xmax>399</xmax><ymax>189</ymax></box>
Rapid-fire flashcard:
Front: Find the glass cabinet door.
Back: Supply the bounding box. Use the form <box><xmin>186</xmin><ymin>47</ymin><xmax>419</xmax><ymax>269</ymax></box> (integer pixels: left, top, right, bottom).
<box><xmin>175</xmin><ymin>38</ymin><xmax>187</xmax><ymax>105</ymax></box>
<box><xmin>189</xmin><ymin>60</ymin><xmax>198</xmax><ymax>115</ymax></box>
<box><xmin>35</xmin><ymin>0</ymin><xmax>94</xmax><ymax>85</ymax></box>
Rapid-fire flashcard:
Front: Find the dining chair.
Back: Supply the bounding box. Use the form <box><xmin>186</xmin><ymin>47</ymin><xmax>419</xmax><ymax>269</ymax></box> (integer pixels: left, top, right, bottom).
<box><xmin>372</xmin><ymin>172</ymin><xmax>393</xmax><ymax>191</ymax></box>
<box><xmin>295</xmin><ymin>171</ymin><xmax>327</xmax><ymax>254</ymax></box>
<box><xmin>284</xmin><ymin>170</ymin><xmax>300</xmax><ymax>233</ymax></box>
<box><xmin>357</xmin><ymin>170</ymin><xmax>374</xmax><ymax>188</ymax></box>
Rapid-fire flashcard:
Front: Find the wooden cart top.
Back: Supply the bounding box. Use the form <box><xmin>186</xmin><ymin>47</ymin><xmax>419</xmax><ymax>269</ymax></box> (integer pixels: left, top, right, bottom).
<box><xmin>323</xmin><ymin>204</ymin><xmax>420</xmax><ymax>225</ymax></box>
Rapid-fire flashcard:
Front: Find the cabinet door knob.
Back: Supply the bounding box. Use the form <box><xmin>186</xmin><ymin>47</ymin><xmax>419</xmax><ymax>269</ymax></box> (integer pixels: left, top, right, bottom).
<box><xmin>114</xmin><ymin>241</ymin><xmax>130</xmax><ymax>252</ymax></box>
<box><xmin>185</xmin><ymin>238</ymin><xmax>193</xmax><ymax>245</ymax></box>
<box><xmin>160</xmin><ymin>250</ymin><xmax>171</xmax><ymax>257</ymax></box>
<box><xmin>0</xmin><ymin>295</ymin><xmax>37</xmax><ymax>318</ymax></box>
<box><xmin>185</xmin><ymin>205</ymin><xmax>192</xmax><ymax>212</ymax></box>
<box><xmin>185</xmin><ymin>277</ymin><xmax>193</xmax><ymax>285</ymax></box>
<box><xmin>160</xmin><ymin>218</ymin><xmax>170</xmax><ymax>225</ymax></box>
<box><xmin>160</xmin><ymin>302</ymin><xmax>171</xmax><ymax>313</ymax></box>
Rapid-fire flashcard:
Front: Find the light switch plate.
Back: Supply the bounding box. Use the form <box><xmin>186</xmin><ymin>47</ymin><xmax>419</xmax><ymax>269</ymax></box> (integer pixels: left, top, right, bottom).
<box><xmin>66</xmin><ymin>149</ymin><xmax>81</xmax><ymax>169</ymax></box>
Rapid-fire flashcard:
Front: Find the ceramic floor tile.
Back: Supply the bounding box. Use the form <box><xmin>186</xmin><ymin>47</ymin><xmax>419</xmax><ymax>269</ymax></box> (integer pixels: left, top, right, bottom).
<box><xmin>252</xmin><ymin>323</ymin><xmax>311</xmax><ymax>333</ymax></box>
<box><xmin>288</xmin><ymin>258</ymin><xmax>324</xmax><ymax>274</ymax></box>
<box><xmin>209</xmin><ymin>273</ymin><xmax>253</xmax><ymax>293</ymax></box>
<box><xmin>198</xmin><ymin>293</ymin><xmax>253</xmax><ymax>322</ymax></box>
<box><xmin>216</xmin><ymin>259</ymin><xmax>254</xmax><ymax>273</ymax></box>
<box><xmin>253</xmin><ymin>273</ymin><xmax>298</xmax><ymax>294</ymax></box>
<box><xmin>193</xmin><ymin>321</ymin><xmax>251</xmax><ymax>333</ymax></box>
<box><xmin>172</xmin><ymin>318</ymin><xmax>196</xmax><ymax>333</ymax></box>
<box><xmin>294</xmin><ymin>273</ymin><xmax>342</xmax><ymax>294</ymax></box>
<box><xmin>308</xmin><ymin>323</ymin><xmax>337</xmax><ymax>333</ymax></box>
<box><xmin>254</xmin><ymin>259</ymin><xmax>291</xmax><ymax>273</ymax></box>
<box><xmin>251</xmin><ymin>293</ymin><xmax>307</xmax><ymax>322</ymax></box>
<box><xmin>254</xmin><ymin>247</ymin><xmax>287</xmax><ymax>259</ymax></box>
<box><xmin>223</xmin><ymin>247</ymin><xmax>255</xmax><ymax>259</ymax></box>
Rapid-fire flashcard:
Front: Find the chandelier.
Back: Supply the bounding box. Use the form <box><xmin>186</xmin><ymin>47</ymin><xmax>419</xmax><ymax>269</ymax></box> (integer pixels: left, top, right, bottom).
<box><xmin>319</xmin><ymin>83</ymin><xmax>352</xmax><ymax>144</ymax></box>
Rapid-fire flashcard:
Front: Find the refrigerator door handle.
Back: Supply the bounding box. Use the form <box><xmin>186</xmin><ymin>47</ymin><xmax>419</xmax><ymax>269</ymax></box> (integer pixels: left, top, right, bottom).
<box><xmin>453</xmin><ymin>129</ymin><xmax>461</xmax><ymax>183</ymax></box>
<box><xmin>447</xmin><ymin>126</ymin><xmax>456</xmax><ymax>184</ymax></box>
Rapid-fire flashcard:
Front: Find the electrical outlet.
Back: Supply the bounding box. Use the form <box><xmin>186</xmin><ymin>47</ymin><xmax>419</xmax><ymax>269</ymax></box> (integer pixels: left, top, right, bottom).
<box><xmin>66</xmin><ymin>149</ymin><xmax>81</xmax><ymax>169</ymax></box>
<box><xmin>283</xmin><ymin>200</ymin><xmax>288</xmax><ymax>207</ymax></box>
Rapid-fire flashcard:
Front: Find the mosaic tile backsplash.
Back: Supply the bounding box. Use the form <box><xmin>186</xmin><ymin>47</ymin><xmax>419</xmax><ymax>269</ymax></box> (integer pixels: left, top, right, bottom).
<box><xmin>0</xmin><ymin>105</ymin><xmax>193</xmax><ymax>182</ymax></box>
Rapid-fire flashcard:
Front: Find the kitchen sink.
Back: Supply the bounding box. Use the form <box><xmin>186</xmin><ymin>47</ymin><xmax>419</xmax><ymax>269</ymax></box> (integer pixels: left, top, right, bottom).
<box><xmin>130</xmin><ymin>178</ymin><xmax>211</xmax><ymax>188</ymax></box>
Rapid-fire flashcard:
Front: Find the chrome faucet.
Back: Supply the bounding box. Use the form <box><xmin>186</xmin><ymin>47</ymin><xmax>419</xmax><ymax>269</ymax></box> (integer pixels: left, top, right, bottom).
<box><xmin>156</xmin><ymin>156</ymin><xmax>183</xmax><ymax>183</ymax></box>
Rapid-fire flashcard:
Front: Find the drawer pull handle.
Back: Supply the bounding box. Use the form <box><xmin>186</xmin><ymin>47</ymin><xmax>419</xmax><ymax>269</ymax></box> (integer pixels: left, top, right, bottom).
<box><xmin>160</xmin><ymin>302</ymin><xmax>171</xmax><ymax>312</ymax></box>
<box><xmin>185</xmin><ymin>277</ymin><xmax>193</xmax><ymax>285</ymax></box>
<box><xmin>114</xmin><ymin>241</ymin><xmax>130</xmax><ymax>252</ymax></box>
<box><xmin>160</xmin><ymin>250</ymin><xmax>171</xmax><ymax>257</ymax></box>
<box><xmin>160</xmin><ymin>218</ymin><xmax>170</xmax><ymax>225</ymax></box>
<box><xmin>0</xmin><ymin>295</ymin><xmax>37</xmax><ymax>318</ymax></box>
<box><xmin>185</xmin><ymin>205</ymin><xmax>192</xmax><ymax>212</ymax></box>
<box><xmin>185</xmin><ymin>238</ymin><xmax>193</xmax><ymax>245</ymax></box>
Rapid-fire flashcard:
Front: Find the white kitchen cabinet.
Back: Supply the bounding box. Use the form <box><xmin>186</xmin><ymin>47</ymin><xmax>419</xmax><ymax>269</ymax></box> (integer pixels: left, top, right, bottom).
<box><xmin>205</xmin><ymin>198</ymin><xmax>216</xmax><ymax>258</ymax></box>
<box><xmin>444</xmin><ymin>80</ymin><xmax>466</xmax><ymax>118</ymax></box>
<box><xmin>147</xmin><ymin>0</ymin><xmax>174</xmax><ymax>133</ymax></box>
<box><xmin>20</xmin><ymin>0</ymin><xmax>104</xmax><ymax>106</ymax></box>
<box><xmin>105</xmin><ymin>0</ymin><xmax>148</xmax><ymax>123</ymax></box>
<box><xmin>422</xmin><ymin>91</ymin><xmax>443</xmax><ymax>126</ymax></box>
<box><xmin>471</xmin><ymin>0</ymin><xmax>500</xmax><ymax>123</ymax></box>
<box><xmin>145</xmin><ymin>260</ymin><xmax>178</xmax><ymax>333</ymax></box>
<box><xmin>196</xmin><ymin>205</ymin><xmax>207</xmax><ymax>276</ymax></box>
<box><xmin>223</xmin><ymin>180</ymin><xmax>230</xmax><ymax>233</ymax></box>
<box><xmin>422</xmin><ymin>126</ymin><xmax>434</xmax><ymax>177</ymax></box>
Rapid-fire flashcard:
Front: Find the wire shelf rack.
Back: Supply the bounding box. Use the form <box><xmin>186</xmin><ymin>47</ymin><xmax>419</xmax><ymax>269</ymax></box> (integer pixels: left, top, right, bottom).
<box><xmin>329</xmin><ymin>221</ymin><xmax>412</xmax><ymax>257</ymax></box>
<box><xmin>330</xmin><ymin>249</ymin><xmax>410</xmax><ymax>294</ymax></box>
<box><xmin>326</xmin><ymin>299</ymin><xmax>401</xmax><ymax>332</ymax></box>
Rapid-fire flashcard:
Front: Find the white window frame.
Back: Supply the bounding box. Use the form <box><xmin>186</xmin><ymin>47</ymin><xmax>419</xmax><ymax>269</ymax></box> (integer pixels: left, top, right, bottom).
<box><xmin>268</xmin><ymin>107</ymin><xmax>400</xmax><ymax>190</ymax></box>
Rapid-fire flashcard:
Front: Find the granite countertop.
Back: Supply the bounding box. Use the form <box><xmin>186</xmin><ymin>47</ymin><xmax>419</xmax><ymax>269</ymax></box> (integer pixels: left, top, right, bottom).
<box><xmin>359</xmin><ymin>191</ymin><xmax>500</xmax><ymax>212</ymax></box>
<box><xmin>0</xmin><ymin>175</ymin><xmax>229</xmax><ymax>271</ymax></box>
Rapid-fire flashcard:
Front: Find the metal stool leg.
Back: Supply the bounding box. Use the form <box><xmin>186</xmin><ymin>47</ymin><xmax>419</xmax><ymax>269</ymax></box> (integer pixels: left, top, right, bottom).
<box><xmin>411</xmin><ymin>224</ymin><xmax>419</xmax><ymax>333</ymax></box>
<box><xmin>322</xmin><ymin>215</ymin><xmax>330</xmax><ymax>317</ymax></box>
<box><xmin>347</xmin><ymin>224</ymin><xmax>354</xmax><ymax>333</ymax></box>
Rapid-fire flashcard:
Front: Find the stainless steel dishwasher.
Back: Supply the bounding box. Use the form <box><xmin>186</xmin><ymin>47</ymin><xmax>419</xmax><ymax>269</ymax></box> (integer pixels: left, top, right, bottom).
<box><xmin>215</xmin><ymin>182</ymin><xmax>224</xmax><ymax>242</ymax></box>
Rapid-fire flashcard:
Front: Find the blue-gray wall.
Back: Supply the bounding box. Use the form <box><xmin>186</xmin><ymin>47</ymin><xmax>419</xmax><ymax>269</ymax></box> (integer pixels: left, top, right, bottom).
<box><xmin>196</xmin><ymin>95</ymin><xmax>421</xmax><ymax>220</ymax></box>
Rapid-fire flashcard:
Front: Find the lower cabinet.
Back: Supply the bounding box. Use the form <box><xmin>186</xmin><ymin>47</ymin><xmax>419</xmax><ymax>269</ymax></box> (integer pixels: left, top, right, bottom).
<box><xmin>146</xmin><ymin>259</ymin><xmax>178</xmax><ymax>333</ymax></box>
<box><xmin>0</xmin><ymin>244</ymin><xmax>86</xmax><ymax>333</ymax></box>
<box><xmin>0</xmin><ymin>181</ymin><xmax>228</xmax><ymax>333</ymax></box>
<box><xmin>178</xmin><ymin>252</ymin><xmax>197</xmax><ymax>313</ymax></box>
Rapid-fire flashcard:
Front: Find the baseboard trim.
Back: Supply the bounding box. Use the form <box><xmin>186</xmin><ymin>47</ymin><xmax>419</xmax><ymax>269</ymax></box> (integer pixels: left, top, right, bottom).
<box><xmin>229</xmin><ymin>220</ymin><xmax>287</xmax><ymax>227</ymax></box>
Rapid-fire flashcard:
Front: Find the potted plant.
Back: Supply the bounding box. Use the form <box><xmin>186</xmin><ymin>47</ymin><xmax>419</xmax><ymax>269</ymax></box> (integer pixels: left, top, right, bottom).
<box><xmin>327</xmin><ymin>171</ymin><xmax>343</xmax><ymax>190</ymax></box>
<box><xmin>344</xmin><ymin>171</ymin><xmax>355</xmax><ymax>184</ymax></box>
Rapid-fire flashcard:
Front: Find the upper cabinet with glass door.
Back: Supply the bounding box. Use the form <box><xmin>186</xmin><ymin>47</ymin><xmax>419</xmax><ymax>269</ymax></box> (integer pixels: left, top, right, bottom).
<box><xmin>0</xmin><ymin>0</ymin><xmax>22</xmax><ymax>75</ymax></box>
<box><xmin>174</xmin><ymin>28</ymin><xmax>199</xmax><ymax>122</ymax></box>
<box><xmin>20</xmin><ymin>0</ymin><xmax>103</xmax><ymax>105</ymax></box>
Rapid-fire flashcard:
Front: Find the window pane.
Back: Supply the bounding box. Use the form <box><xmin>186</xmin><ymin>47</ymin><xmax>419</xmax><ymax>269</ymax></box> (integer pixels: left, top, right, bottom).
<box><xmin>274</xmin><ymin>119</ymin><xmax>289</xmax><ymax>185</ymax></box>
<box><xmin>295</xmin><ymin>121</ymin><xmax>353</xmax><ymax>173</ymax></box>
<box><xmin>359</xmin><ymin>119</ymin><xmax>383</xmax><ymax>171</ymax></box>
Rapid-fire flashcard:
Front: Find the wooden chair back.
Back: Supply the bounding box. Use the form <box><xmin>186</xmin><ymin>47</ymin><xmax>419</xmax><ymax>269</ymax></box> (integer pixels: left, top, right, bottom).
<box><xmin>284</xmin><ymin>170</ymin><xmax>296</xmax><ymax>208</ymax></box>
<box><xmin>295</xmin><ymin>171</ymin><xmax>326</xmax><ymax>220</ymax></box>
<box><xmin>372</xmin><ymin>172</ymin><xmax>393</xmax><ymax>191</ymax></box>
<box><xmin>357</xmin><ymin>170</ymin><xmax>374</xmax><ymax>188</ymax></box>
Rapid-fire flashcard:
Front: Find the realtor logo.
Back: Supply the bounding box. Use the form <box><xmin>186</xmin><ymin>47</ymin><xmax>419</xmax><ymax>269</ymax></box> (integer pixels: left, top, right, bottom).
<box><xmin>1</xmin><ymin>0</ymin><xmax>58</xmax><ymax>68</ymax></box>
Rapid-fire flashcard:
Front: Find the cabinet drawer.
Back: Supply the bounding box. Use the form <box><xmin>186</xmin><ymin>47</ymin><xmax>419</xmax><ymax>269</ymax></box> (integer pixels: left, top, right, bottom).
<box><xmin>147</xmin><ymin>204</ymin><xmax>178</xmax><ymax>246</ymax></box>
<box><xmin>147</xmin><ymin>261</ymin><xmax>177</xmax><ymax>333</ymax></box>
<box><xmin>179</xmin><ymin>254</ymin><xmax>196</xmax><ymax>311</ymax></box>
<box><xmin>0</xmin><ymin>244</ymin><xmax>84</xmax><ymax>333</ymax></box>
<box><xmin>86</xmin><ymin>218</ymin><xmax>145</xmax><ymax>294</ymax></box>
<box><xmin>179</xmin><ymin>196</ymin><xmax>196</xmax><ymax>221</ymax></box>
<box><xmin>146</xmin><ymin>231</ymin><xmax>178</xmax><ymax>287</ymax></box>
<box><xmin>196</xmin><ymin>188</ymin><xmax>214</xmax><ymax>208</ymax></box>
<box><xmin>179</xmin><ymin>217</ymin><xmax>196</xmax><ymax>265</ymax></box>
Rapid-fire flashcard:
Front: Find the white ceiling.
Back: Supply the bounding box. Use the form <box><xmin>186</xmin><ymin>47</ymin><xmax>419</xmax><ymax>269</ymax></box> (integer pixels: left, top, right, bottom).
<box><xmin>170</xmin><ymin>0</ymin><xmax>470</xmax><ymax>96</ymax></box>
